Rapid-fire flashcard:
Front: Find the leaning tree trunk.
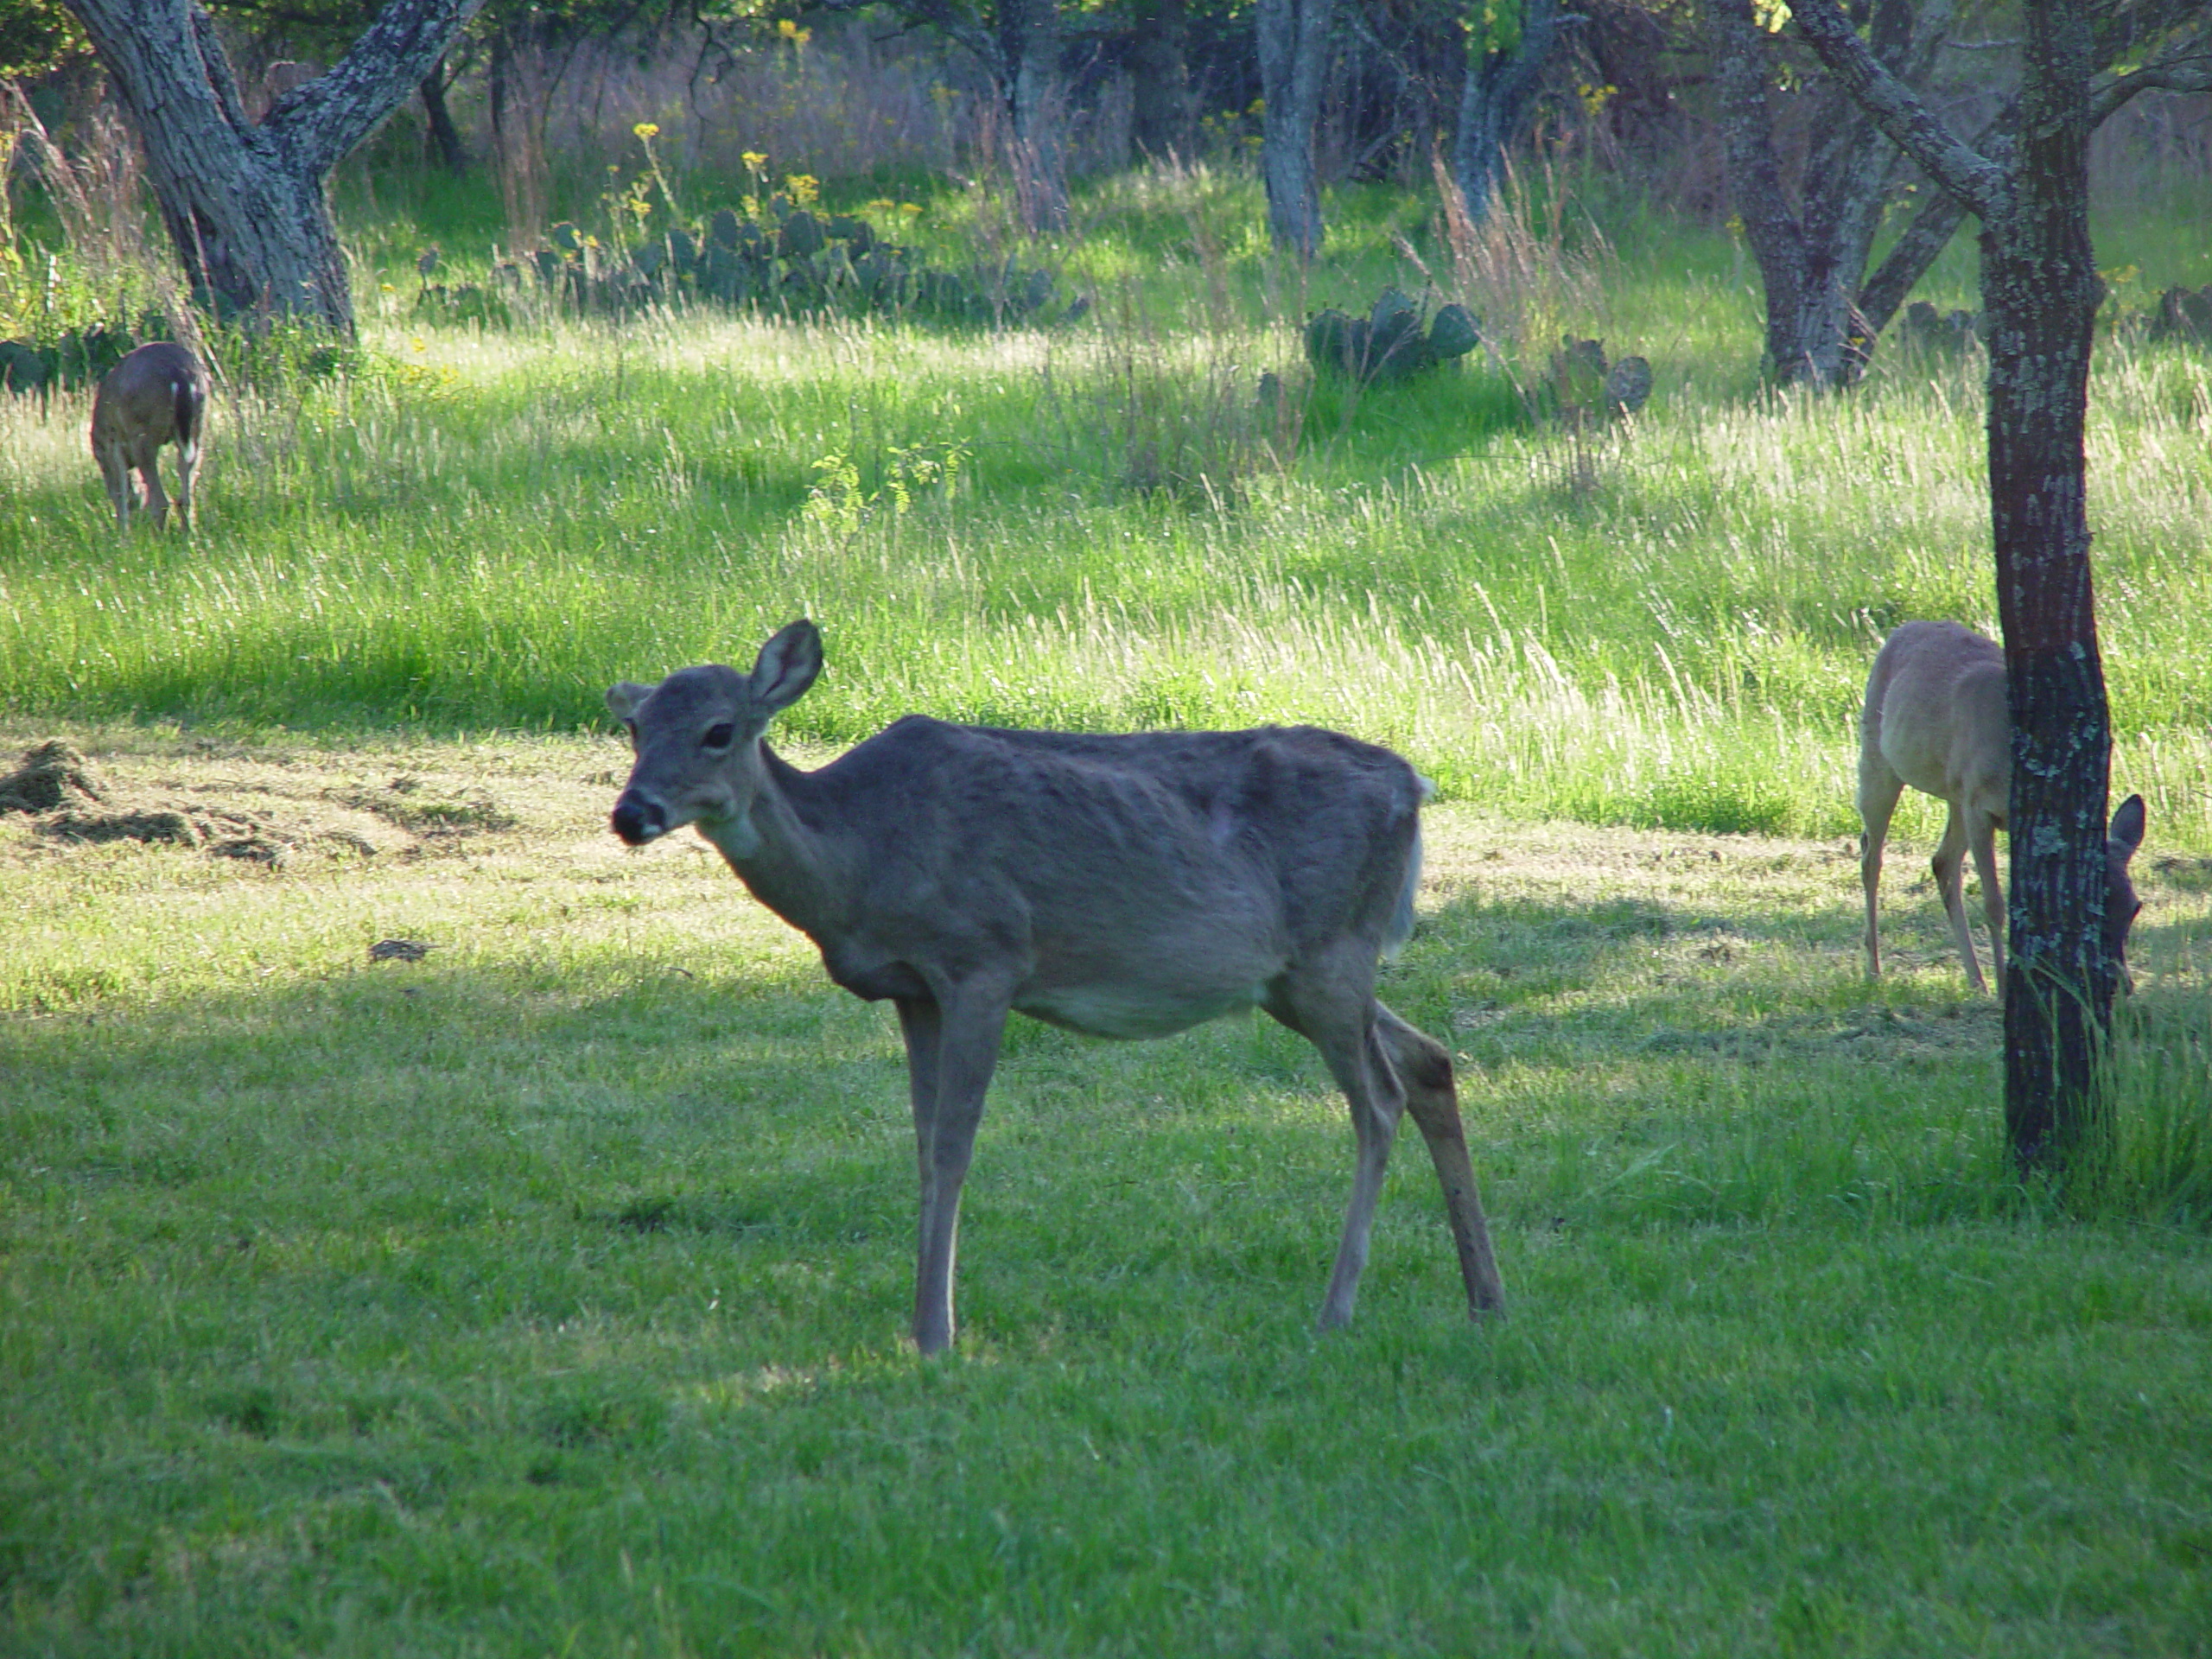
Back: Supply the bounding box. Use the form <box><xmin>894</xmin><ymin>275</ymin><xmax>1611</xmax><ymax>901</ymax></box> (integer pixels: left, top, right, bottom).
<box><xmin>1792</xmin><ymin>0</ymin><xmax>2116</xmax><ymax>1171</ymax></box>
<box><xmin>1854</xmin><ymin>156</ymin><xmax>1975</xmax><ymax>340</ymax></box>
<box><xmin>1257</xmin><ymin>0</ymin><xmax>1336</xmax><ymax>258</ymax></box>
<box><xmin>62</xmin><ymin>0</ymin><xmax>480</xmax><ymax>335</ymax></box>
<box><xmin>1452</xmin><ymin>0</ymin><xmax>1559</xmax><ymax>228</ymax></box>
<box><xmin>420</xmin><ymin>52</ymin><xmax>467</xmax><ymax>175</ymax></box>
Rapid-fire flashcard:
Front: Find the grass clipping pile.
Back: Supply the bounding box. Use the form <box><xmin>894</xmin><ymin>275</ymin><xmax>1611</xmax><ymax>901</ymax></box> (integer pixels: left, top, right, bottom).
<box><xmin>0</xmin><ymin>741</ymin><xmax>423</xmax><ymax>867</ymax></box>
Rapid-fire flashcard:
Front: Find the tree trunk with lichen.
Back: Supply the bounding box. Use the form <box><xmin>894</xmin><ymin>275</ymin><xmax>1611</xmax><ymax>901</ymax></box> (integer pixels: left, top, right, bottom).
<box><xmin>1002</xmin><ymin>0</ymin><xmax>1068</xmax><ymax>232</ymax></box>
<box><xmin>1711</xmin><ymin>0</ymin><xmax>1954</xmax><ymax>385</ymax></box>
<box><xmin>1980</xmin><ymin>14</ymin><xmax>2113</xmax><ymax>1166</ymax></box>
<box><xmin>60</xmin><ymin>0</ymin><xmax>480</xmax><ymax>334</ymax></box>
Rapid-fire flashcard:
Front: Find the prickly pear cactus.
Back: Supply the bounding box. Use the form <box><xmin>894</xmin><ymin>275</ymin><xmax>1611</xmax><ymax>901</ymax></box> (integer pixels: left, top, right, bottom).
<box><xmin>1306</xmin><ymin>291</ymin><xmax>1484</xmax><ymax>385</ymax></box>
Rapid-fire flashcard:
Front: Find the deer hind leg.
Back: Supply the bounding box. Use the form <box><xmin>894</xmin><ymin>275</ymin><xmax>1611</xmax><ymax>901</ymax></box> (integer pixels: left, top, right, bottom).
<box><xmin>1931</xmin><ymin>804</ymin><xmax>1986</xmax><ymax>991</ymax></box>
<box><xmin>1374</xmin><ymin>1002</ymin><xmax>1505</xmax><ymax>1318</ymax></box>
<box><xmin>1267</xmin><ymin>957</ymin><xmax>1405</xmax><ymax>1331</ymax></box>
<box><xmin>175</xmin><ymin>435</ymin><xmax>199</xmax><ymax>533</ymax></box>
<box><xmin>1857</xmin><ymin>757</ymin><xmax>1905</xmax><ymax>980</ymax></box>
<box><xmin>895</xmin><ymin>988</ymin><xmax>1007</xmax><ymax>1356</ymax></box>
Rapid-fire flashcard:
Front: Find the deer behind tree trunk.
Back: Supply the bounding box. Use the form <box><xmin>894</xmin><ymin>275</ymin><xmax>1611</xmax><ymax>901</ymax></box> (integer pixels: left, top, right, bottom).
<box><xmin>1857</xmin><ymin>620</ymin><xmax>2145</xmax><ymax>992</ymax></box>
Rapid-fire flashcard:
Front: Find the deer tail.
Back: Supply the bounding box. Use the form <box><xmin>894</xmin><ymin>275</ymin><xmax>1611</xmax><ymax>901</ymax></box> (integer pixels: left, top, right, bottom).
<box><xmin>1383</xmin><ymin>819</ymin><xmax>1423</xmax><ymax>961</ymax></box>
<box><xmin>174</xmin><ymin>375</ymin><xmax>203</xmax><ymax>454</ymax></box>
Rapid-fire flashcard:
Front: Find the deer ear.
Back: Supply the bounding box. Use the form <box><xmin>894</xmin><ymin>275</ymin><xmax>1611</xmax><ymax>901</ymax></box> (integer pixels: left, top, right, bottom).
<box><xmin>750</xmin><ymin>619</ymin><xmax>823</xmax><ymax>714</ymax></box>
<box><xmin>606</xmin><ymin>681</ymin><xmax>654</xmax><ymax>721</ymax></box>
<box><xmin>2110</xmin><ymin>793</ymin><xmax>2146</xmax><ymax>859</ymax></box>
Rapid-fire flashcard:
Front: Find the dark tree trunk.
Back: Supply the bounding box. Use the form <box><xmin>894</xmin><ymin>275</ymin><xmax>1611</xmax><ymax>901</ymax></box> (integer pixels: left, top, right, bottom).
<box><xmin>62</xmin><ymin>0</ymin><xmax>480</xmax><ymax>335</ymax></box>
<box><xmin>1710</xmin><ymin>0</ymin><xmax>1942</xmax><ymax>385</ymax></box>
<box><xmin>419</xmin><ymin>51</ymin><xmax>466</xmax><ymax>175</ymax></box>
<box><xmin>1128</xmin><ymin>0</ymin><xmax>1195</xmax><ymax>161</ymax></box>
<box><xmin>1983</xmin><ymin>9</ymin><xmax>2111</xmax><ymax>1166</ymax></box>
<box><xmin>1257</xmin><ymin>0</ymin><xmax>1335</xmax><ymax>257</ymax></box>
<box><xmin>1452</xmin><ymin>0</ymin><xmax>1560</xmax><ymax>227</ymax></box>
<box><xmin>1792</xmin><ymin>0</ymin><xmax>2116</xmax><ymax>1171</ymax></box>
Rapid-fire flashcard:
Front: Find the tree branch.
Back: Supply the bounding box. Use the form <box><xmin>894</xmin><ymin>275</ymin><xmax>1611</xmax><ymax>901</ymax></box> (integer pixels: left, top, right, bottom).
<box><xmin>1855</xmin><ymin>104</ymin><xmax>2015</xmax><ymax>340</ymax></box>
<box><xmin>1790</xmin><ymin>0</ymin><xmax>2009</xmax><ymax>221</ymax></box>
<box><xmin>2091</xmin><ymin>29</ymin><xmax>2212</xmax><ymax>123</ymax></box>
<box><xmin>269</xmin><ymin>0</ymin><xmax>482</xmax><ymax>176</ymax></box>
<box><xmin>812</xmin><ymin>0</ymin><xmax>1001</xmax><ymax>87</ymax></box>
<box><xmin>186</xmin><ymin>4</ymin><xmax>254</xmax><ymax>136</ymax></box>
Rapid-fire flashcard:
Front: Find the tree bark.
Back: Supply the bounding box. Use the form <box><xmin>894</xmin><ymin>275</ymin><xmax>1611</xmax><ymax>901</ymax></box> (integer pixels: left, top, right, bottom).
<box><xmin>1981</xmin><ymin>8</ymin><xmax>2112</xmax><ymax>1166</ymax></box>
<box><xmin>63</xmin><ymin>0</ymin><xmax>480</xmax><ymax>334</ymax></box>
<box><xmin>1257</xmin><ymin>0</ymin><xmax>1335</xmax><ymax>258</ymax></box>
<box><xmin>1792</xmin><ymin>0</ymin><xmax>2115</xmax><ymax>1171</ymax></box>
<box><xmin>1710</xmin><ymin>0</ymin><xmax>1949</xmax><ymax>385</ymax></box>
<box><xmin>1452</xmin><ymin>0</ymin><xmax>1560</xmax><ymax>228</ymax></box>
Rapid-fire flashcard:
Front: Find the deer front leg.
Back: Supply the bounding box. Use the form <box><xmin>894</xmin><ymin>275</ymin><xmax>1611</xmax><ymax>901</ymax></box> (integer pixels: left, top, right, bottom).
<box><xmin>1267</xmin><ymin>960</ymin><xmax>1402</xmax><ymax>1331</ymax></box>
<box><xmin>175</xmin><ymin>440</ymin><xmax>199</xmax><ymax>533</ymax></box>
<box><xmin>1320</xmin><ymin>1029</ymin><xmax>1402</xmax><ymax>1330</ymax></box>
<box><xmin>896</xmin><ymin>988</ymin><xmax>1007</xmax><ymax>1355</ymax></box>
<box><xmin>1970</xmin><ymin>825</ymin><xmax>2005</xmax><ymax>988</ymax></box>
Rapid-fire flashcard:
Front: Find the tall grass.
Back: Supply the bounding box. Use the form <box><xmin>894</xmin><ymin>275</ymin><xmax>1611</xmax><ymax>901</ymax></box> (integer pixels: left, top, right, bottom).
<box><xmin>3</xmin><ymin>167</ymin><xmax>2211</xmax><ymax>849</ymax></box>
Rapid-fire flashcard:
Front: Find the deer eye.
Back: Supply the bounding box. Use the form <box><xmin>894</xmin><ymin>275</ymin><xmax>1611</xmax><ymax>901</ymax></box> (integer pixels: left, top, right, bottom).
<box><xmin>702</xmin><ymin>722</ymin><xmax>737</xmax><ymax>751</ymax></box>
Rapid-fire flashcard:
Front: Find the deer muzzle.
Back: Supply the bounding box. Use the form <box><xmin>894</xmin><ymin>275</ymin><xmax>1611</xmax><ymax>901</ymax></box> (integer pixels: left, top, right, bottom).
<box><xmin>610</xmin><ymin>791</ymin><xmax>668</xmax><ymax>846</ymax></box>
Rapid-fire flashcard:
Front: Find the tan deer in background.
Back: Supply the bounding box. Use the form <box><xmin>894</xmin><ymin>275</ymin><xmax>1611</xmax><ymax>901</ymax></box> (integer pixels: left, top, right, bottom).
<box><xmin>91</xmin><ymin>342</ymin><xmax>209</xmax><ymax>531</ymax></box>
<box><xmin>1859</xmin><ymin>620</ymin><xmax>2146</xmax><ymax>991</ymax></box>
<box><xmin>606</xmin><ymin>620</ymin><xmax>1507</xmax><ymax>1355</ymax></box>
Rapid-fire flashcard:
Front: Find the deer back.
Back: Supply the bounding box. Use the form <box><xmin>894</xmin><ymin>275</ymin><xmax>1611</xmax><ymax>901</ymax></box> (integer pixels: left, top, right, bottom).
<box><xmin>609</xmin><ymin>623</ymin><xmax>1428</xmax><ymax>1041</ymax></box>
<box><xmin>90</xmin><ymin>343</ymin><xmax>207</xmax><ymax>456</ymax></box>
<box><xmin>1865</xmin><ymin>620</ymin><xmax>2010</xmax><ymax>826</ymax></box>
<box><xmin>780</xmin><ymin>721</ymin><xmax>1427</xmax><ymax>1036</ymax></box>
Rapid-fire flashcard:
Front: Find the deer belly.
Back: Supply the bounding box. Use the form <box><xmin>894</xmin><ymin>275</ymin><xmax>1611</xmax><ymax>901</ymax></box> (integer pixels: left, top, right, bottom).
<box><xmin>1014</xmin><ymin>979</ymin><xmax>1266</xmax><ymax>1040</ymax></box>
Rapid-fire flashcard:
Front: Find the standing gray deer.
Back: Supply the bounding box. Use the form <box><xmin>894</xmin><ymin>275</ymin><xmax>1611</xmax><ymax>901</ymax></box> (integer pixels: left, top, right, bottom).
<box><xmin>1859</xmin><ymin>620</ymin><xmax>2146</xmax><ymax>990</ymax></box>
<box><xmin>607</xmin><ymin>620</ymin><xmax>1506</xmax><ymax>1354</ymax></box>
<box><xmin>90</xmin><ymin>341</ymin><xmax>209</xmax><ymax>531</ymax></box>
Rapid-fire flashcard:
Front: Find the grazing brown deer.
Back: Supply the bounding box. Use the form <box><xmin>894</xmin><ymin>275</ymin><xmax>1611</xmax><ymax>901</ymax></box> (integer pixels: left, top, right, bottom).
<box><xmin>607</xmin><ymin>620</ymin><xmax>1506</xmax><ymax>1354</ymax></box>
<box><xmin>90</xmin><ymin>342</ymin><xmax>209</xmax><ymax>531</ymax></box>
<box><xmin>1858</xmin><ymin>620</ymin><xmax>2146</xmax><ymax>991</ymax></box>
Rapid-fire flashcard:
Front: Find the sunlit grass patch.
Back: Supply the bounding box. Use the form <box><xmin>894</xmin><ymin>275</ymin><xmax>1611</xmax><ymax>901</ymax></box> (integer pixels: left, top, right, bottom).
<box><xmin>3</xmin><ymin>733</ymin><xmax>2210</xmax><ymax>1655</ymax></box>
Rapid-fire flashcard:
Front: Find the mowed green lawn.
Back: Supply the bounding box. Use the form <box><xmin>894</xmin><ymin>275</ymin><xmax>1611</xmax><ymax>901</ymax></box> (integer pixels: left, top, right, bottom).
<box><xmin>3</xmin><ymin>171</ymin><xmax>2211</xmax><ymax>1655</ymax></box>
<box><xmin>3</xmin><ymin>734</ymin><xmax>2209</xmax><ymax>1656</ymax></box>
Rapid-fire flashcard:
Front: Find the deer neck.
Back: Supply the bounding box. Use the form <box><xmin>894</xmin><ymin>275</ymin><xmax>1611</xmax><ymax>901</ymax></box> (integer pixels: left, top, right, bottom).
<box><xmin>696</xmin><ymin>741</ymin><xmax>855</xmax><ymax>937</ymax></box>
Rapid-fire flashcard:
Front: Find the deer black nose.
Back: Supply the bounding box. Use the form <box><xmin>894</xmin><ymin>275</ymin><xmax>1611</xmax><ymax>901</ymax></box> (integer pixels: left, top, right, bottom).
<box><xmin>611</xmin><ymin>794</ymin><xmax>664</xmax><ymax>846</ymax></box>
